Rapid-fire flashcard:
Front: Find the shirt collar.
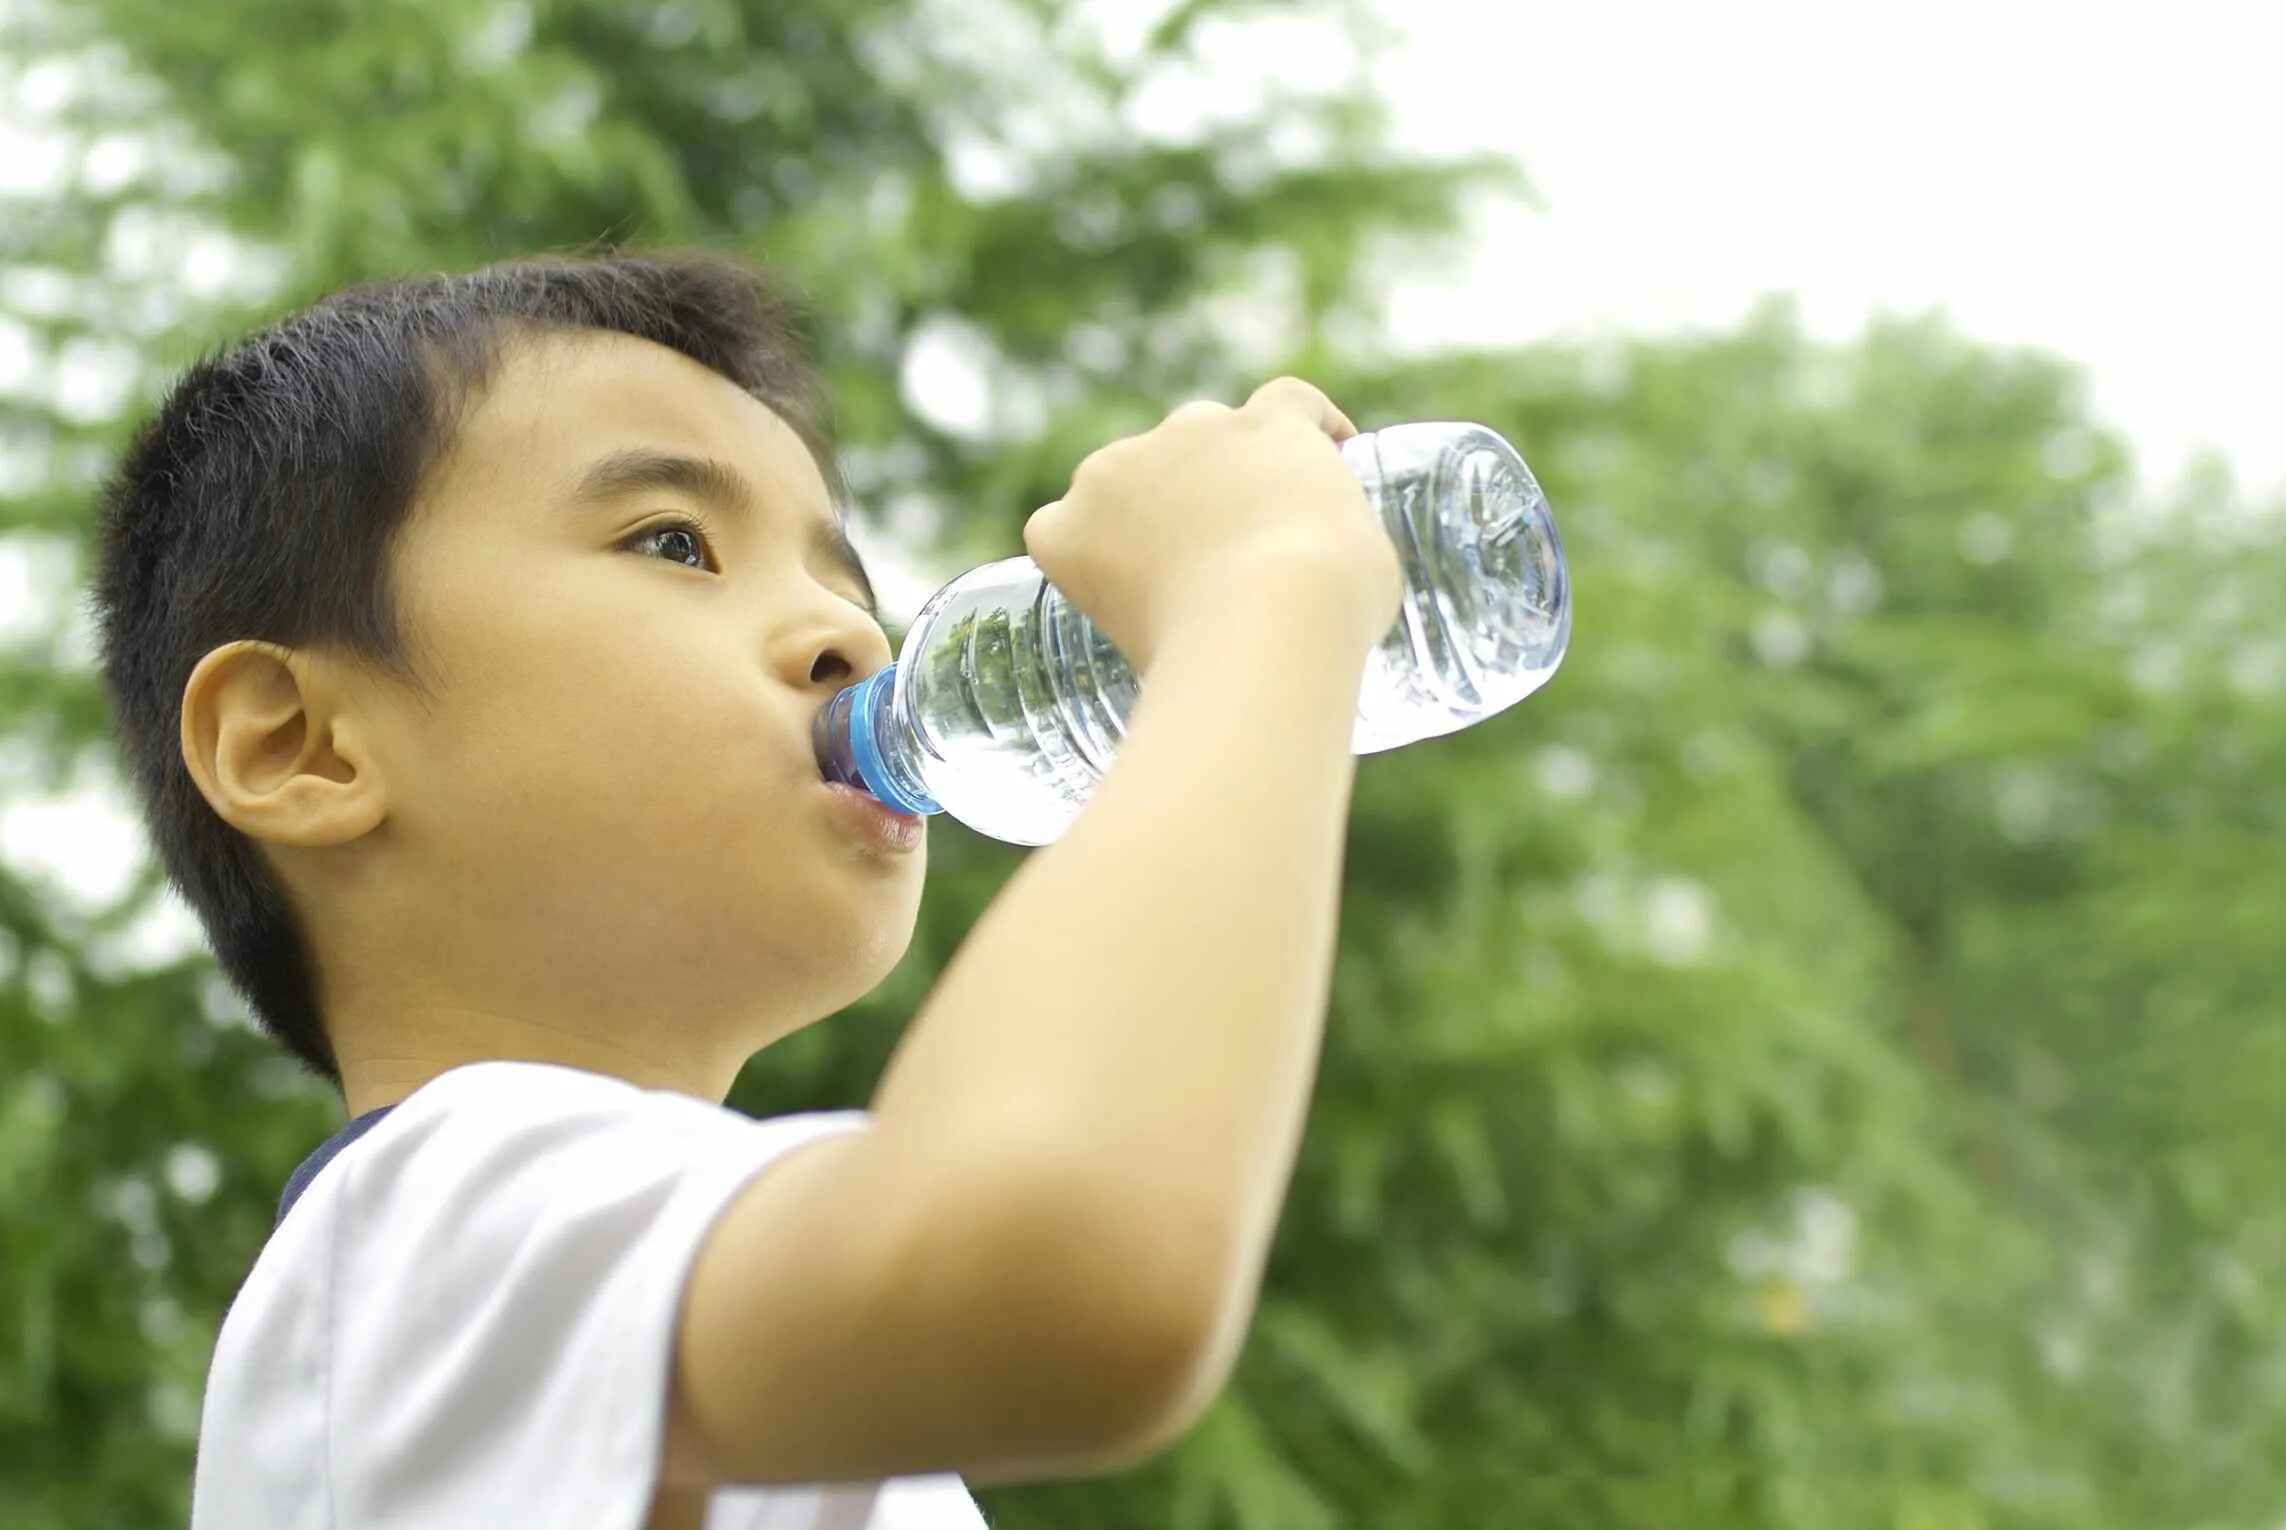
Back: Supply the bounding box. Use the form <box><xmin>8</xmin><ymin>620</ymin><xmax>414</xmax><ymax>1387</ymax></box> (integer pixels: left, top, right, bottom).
<box><xmin>274</xmin><ymin>1104</ymin><xmax>398</xmax><ymax>1229</ymax></box>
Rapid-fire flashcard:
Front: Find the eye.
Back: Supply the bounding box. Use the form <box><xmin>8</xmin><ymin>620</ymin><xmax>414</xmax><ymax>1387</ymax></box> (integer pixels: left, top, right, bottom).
<box><xmin>620</xmin><ymin>513</ymin><xmax>718</xmax><ymax>572</ymax></box>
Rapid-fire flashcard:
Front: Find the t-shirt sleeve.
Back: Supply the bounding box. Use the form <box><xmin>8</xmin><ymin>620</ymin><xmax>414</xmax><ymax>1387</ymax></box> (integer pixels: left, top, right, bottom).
<box><xmin>320</xmin><ymin>1071</ymin><xmax>870</xmax><ymax>1528</ymax></box>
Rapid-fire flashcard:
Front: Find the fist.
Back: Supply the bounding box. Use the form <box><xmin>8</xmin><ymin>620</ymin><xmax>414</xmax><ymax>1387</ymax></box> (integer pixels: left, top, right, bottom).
<box><xmin>1023</xmin><ymin>377</ymin><xmax>1403</xmax><ymax>676</ymax></box>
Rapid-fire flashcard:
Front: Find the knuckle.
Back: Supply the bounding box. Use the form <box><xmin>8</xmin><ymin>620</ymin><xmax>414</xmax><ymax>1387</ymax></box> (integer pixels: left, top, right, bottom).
<box><xmin>1072</xmin><ymin>444</ymin><xmax>1118</xmax><ymax>483</ymax></box>
<box><xmin>1245</xmin><ymin>374</ymin><xmax>1326</xmax><ymax>419</ymax></box>
<box><xmin>1161</xmin><ymin>399</ymin><xmax>1232</xmax><ymax>437</ymax></box>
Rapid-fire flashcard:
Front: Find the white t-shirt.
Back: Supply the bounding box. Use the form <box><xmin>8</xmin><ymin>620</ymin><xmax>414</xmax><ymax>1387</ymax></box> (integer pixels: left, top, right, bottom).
<box><xmin>191</xmin><ymin>1059</ymin><xmax>990</xmax><ymax>1529</ymax></box>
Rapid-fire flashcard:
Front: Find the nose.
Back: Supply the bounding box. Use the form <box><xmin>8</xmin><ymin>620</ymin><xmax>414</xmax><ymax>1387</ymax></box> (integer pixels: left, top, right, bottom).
<box><xmin>784</xmin><ymin>596</ymin><xmax>892</xmax><ymax>693</ymax></box>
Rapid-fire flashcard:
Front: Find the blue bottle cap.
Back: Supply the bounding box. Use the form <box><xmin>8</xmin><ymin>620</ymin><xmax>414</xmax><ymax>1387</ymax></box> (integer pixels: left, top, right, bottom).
<box><xmin>848</xmin><ymin>665</ymin><xmax>941</xmax><ymax>817</ymax></box>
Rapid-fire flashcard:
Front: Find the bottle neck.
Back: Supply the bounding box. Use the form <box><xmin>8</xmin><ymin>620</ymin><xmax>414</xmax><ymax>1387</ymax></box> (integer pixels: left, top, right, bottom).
<box><xmin>849</xmin><ymin>664</ymin><xmax>943</xmax><ymax>816</ymax></box>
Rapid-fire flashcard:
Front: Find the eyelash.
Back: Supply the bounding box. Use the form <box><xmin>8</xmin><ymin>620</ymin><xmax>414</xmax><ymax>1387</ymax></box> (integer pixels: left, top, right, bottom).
<box><xmin>621</xmin><ymin>511</ymin><xmax>874</xmax><ymax>617</ymax></box>
<box><xmin>620</xmin><ymin>511</ymin><xmax>721</xmax><ymax>571</ymax></box>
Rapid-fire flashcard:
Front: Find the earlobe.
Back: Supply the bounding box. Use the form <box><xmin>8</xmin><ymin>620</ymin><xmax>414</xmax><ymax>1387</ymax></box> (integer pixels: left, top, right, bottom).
<box><xmin>180</xmin><ymin>641</ymin><xmax>387</xmax><ymax>849</ymax></box>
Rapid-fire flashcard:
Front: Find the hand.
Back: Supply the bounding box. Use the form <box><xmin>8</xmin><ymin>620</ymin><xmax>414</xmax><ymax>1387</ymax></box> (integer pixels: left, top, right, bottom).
<box><xmin>1023</xmin><ymin>377</ymin><xmax>1404</xmax><ymax>676</ymax></box>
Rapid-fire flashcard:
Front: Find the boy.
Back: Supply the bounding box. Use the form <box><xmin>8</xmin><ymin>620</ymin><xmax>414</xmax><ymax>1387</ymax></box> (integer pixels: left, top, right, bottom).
<box><xmin>89</xmin><ymin>248</ymin><xmax>1400</xmax><ymax>1529</ymax></box>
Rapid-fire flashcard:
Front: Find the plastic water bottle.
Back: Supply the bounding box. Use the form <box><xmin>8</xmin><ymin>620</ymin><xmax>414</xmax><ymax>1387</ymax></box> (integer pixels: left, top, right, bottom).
<box><xmin>814</xmin><ymin>421</ymin><xmax>1570</xmax><ymax>846</ymax></box>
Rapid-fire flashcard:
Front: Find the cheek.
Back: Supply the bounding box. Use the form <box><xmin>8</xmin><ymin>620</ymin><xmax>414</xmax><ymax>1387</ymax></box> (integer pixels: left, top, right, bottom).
<box><xmin>413</xmin><ymin>601</ymin><xmax>777</xmax><ymax>886</ymax></box>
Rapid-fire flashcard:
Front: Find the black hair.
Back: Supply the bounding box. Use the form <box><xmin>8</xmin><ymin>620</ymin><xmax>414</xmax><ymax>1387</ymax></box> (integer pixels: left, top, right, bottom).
<box><xmin>86</xmin><ymin>246</ymin><xmax>845</xmax><ymax>1090</ymax></box>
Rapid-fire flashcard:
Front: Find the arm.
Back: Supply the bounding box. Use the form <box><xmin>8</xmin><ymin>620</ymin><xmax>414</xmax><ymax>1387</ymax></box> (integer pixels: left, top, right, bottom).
<box><xmin>670</xmin><ymin>573</ymin><xmax>1375</xmax><ymax>1486</ymax></box>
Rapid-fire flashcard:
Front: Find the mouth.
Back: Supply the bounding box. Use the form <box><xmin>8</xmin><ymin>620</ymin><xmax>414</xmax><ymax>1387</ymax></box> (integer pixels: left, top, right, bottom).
<box><xmin>813</xmin><ymin>689</ymin><xmax>859</xmax><ymax>789</ymax></box>
<box><xmin>809</xmin><ymin>668</ymin><xmax>939</xmax><ymax>820</ymax></box>
<box><xmin>821</xmin><ymin>778</ymin><xmax>923</xmax><ymax>818</ymax></box>
<box><xmin>820</xmin><ymin>778</ymin><xmax>927</xmax><ymax>852</ymax></box>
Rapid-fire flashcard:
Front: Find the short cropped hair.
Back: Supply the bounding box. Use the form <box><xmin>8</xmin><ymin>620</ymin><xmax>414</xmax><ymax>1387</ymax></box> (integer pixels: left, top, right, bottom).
<box><xmin>87</xmin><ymin>247</ymin><xmax>844</xmax><ymax>1088</ymax></box>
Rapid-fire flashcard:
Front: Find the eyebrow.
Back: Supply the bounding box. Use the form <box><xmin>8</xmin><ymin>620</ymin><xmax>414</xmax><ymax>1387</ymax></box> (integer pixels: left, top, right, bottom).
<box><xmin>568</xmin><ymin>447</ymin><xmax>878</xmax><ymax>619</ymax></box>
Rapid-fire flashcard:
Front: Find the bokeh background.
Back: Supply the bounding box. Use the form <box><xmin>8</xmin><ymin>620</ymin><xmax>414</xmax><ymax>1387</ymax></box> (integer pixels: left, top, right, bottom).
<box><xmin>3</xmin><ymin>0</ymin><xmax>2282</xmax><ymax>1524</ymax></box>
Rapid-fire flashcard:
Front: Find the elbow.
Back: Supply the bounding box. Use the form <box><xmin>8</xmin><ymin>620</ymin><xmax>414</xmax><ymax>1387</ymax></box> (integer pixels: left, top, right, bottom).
<box><xmin>895</xmin><ymin>1120</ymin><xmax>1244</xmax><ymax>1472</ymax></box>
<box><xmin>968</xmin><ymin>1170</ymin><xmax>1239</xmax><ymax>1468</ymax></box>
<box><xmin>1091</xmin><ymin>1332</ymin><xmax>1232</xmax><ymax>1471</ymax></box>
<box><xmin>1076</xmin><ymin>1266</ymin><xmax>1230</xmax><ymax>1467</ymax></box>
<box><xmin>1013</xmin><ymin>1196</ymin><xmax>1241</xmax><ymax>1468</ymax></box>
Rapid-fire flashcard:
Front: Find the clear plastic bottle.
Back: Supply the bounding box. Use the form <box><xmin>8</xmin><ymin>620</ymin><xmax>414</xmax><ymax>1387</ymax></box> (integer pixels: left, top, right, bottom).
<box><xmin>813</xmin><ymin>420</ymin><xmax>1571</xmax><ymax>846</ymax></box>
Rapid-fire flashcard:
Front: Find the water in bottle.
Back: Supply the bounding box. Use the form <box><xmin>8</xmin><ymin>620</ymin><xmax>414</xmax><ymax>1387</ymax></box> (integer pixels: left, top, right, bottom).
<box><xmin>813</xmin><ymin>421</ymin><xmax>1570</xmax><ymax>846</ymax></box>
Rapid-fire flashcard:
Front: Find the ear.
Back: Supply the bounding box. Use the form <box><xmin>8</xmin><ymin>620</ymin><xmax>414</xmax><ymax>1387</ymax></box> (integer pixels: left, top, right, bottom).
<box><xmin>179</xmin><ymin>640</ymin><xmax>387</xmax><ymax>849</ymax></box>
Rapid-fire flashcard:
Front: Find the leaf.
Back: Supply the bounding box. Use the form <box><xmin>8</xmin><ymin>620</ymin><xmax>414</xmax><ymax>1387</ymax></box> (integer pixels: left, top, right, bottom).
<box><xmin>1255</xmin><ymin>1300</ymin><xmax>1434</xmax><ymax>1475</ymax></box>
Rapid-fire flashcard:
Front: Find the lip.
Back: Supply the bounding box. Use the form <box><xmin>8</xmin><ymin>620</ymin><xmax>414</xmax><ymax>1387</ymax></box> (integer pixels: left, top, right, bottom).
<box><xmin>820</xmin><ymin>780</ymin><xmax>926</xmax><ymax>854</ymax></box>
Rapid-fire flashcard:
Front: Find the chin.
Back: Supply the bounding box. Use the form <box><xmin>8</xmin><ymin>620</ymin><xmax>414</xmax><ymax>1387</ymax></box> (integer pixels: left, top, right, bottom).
<box><xmin>796</xmin><ymin>884</ymin><xmax>925</xmax><ymax>1008</ymax></box>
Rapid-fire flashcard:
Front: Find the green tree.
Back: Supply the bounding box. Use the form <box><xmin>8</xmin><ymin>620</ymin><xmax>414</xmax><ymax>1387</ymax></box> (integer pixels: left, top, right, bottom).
<box><xmin>0</xmin><ymin>1</ymin><xmax>1508</xmax><ymax>1523</ymax></box>
<box><xmin>1307</xmin><ymin>311</ymin><xmax>2286</xmax><ymax>1526</ymax></box>
<box><xmin>3</xmin><ymin>0</ymin><xmax>2281</xmax><ymax>1525</ymax></box>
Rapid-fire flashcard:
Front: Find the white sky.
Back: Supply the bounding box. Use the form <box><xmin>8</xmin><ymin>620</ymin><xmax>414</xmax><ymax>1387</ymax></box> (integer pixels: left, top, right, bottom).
<box><xmin>1369</xmin><ymin>0</ymin><xmax>2286</xmax><ymax>503</ymax></box>
<box><xmin>4</xmin><ymin>0</ymin><xmax>2283</xmax><ymax>967</ymax></box>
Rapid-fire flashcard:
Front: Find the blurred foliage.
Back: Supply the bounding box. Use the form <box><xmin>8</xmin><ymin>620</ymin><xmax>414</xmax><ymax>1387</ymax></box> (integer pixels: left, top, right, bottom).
<box><xmin>2</xmin><ymin>0</ymin><xmax>2282</xmax><ymax>1525</ymax></box>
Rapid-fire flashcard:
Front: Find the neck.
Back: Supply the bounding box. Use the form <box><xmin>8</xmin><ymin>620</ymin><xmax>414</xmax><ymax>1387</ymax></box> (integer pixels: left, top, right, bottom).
<box><xmin>333</xmin><ymin>1009</ymin><xmax>744</xmax><ymax>1118</ymax></box>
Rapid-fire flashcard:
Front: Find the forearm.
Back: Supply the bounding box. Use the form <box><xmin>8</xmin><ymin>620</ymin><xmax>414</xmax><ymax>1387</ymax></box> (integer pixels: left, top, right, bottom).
<box><xmin>866</xmin><ymin>575</ymin><xmax>1373</xmax><ymax>1329</ymax></box>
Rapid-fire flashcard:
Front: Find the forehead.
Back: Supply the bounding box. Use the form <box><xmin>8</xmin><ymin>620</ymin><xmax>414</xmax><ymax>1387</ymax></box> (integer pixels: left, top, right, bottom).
<box><xmin>423</xmin><ymin>328</ymin><xmax>831</xmax><ymax>525</ymax></box>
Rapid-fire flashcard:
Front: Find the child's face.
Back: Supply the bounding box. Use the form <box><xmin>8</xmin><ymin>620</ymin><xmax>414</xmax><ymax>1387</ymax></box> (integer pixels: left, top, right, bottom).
<box><xmin>290</xmin><ymin>328</ymin><xmax>925</xmax><ymax>1088</ymax></box>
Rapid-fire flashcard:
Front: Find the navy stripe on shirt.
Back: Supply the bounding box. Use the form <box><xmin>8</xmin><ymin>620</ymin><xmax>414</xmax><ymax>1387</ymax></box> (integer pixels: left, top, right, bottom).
<box><xmin>274</xmin><ymin>1104</ymin><xmax>397</xmax><ymax>1229</ymax></box>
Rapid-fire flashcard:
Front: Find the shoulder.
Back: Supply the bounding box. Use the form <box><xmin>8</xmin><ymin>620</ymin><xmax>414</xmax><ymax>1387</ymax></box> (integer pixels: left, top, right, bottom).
<box><xmin>242</xmin><ymin>1060</ymin><xmax>869</xmax><ymax>1306</ymax></box>
<box><xmin>209</xmin><ymin>1059</ymin><xmax>872</xmax><ymax>1434</ymax></box>
<box><xmin>197</xmin><ymin>1068</ymin><xmax>875</xmax><ymax>1526</ymax></box>
<box><xmin>335</xmin><ymin>1060</ymin><xmax>870</xmax><ymax>1241</ymax></box>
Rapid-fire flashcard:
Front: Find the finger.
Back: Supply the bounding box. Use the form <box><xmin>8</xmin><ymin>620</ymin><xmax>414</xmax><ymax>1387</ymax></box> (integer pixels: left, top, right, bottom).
<box><xmin>1243</xmin><ymin>376</ymin><xmax>1358</xmax><ymax>442</ymax></box>
<box><xmin>1021</xmin><ymin>498</ymin><xmax>1064</xmax><ymax>558</ymax></box>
